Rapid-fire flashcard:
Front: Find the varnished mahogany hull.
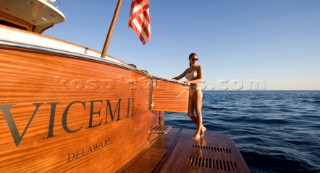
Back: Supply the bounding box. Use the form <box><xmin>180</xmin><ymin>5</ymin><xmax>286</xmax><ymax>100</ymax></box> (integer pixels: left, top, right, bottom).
<box><xmin>152</xmin><ymin>79</ymin><xmax>189</xmax><ymax>112</ymax></box>
<box><xmin>0</xmin><ymin>46</ymin><xmax>188</xmax><ymax>172</ymax></box>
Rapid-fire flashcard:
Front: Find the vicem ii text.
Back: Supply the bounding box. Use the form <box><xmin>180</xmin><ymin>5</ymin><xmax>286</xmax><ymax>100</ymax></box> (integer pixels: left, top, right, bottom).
<box><xmin>0</xmin><ymin>98</ymin><xmax>135</xmax><ymax>147</ymax></box>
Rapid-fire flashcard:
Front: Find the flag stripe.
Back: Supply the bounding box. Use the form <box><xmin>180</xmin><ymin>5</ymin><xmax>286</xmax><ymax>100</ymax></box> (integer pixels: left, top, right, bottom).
<box><xmin>137</xmin><ymin>12</ymin><xmax>150</xmax><ymax>38</ymax></box>
<box><xmin>129</xmin><ymin>0</ymin><xmax>151</xmax><ymax>45</ymax></box>
<box><xmin>132</xmin><ymin>19</ymin><xmax>148</xmax><ymax>44</ymax></box>
<box><xmin>131</xmin><ymin>1</ymin><xmax>148</xmax><ymax>14</ymax></box>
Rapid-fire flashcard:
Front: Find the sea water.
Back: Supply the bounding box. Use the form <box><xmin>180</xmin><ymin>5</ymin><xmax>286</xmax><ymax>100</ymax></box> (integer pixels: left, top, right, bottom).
<box><xmin>165</xmin><ymin>91</ymin><xmax>320</xmax><ymax>173</ymax></box>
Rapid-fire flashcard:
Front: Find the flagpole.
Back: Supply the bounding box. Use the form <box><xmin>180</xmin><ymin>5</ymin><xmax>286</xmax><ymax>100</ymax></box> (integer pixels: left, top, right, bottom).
<box><xmin>101</xmin><ymin>0</ymin><xmax>123</xmax><ymax>58</ymax></box>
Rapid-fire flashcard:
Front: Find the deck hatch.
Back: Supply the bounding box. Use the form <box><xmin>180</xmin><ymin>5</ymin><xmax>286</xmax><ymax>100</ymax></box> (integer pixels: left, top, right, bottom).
<box><xmin>188</xmin><ymin>156</ymin><xmax>239</xmax><ymax>172</ymax></box>
<box><xmin>192</xmin><ymin>145</ymin><xmax>232</xmax><ymax>153</ymax></box>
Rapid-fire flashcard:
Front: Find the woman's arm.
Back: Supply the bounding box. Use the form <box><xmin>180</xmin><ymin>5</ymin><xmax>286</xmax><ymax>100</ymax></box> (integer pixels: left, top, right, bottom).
<box><xmin>187</xmin><ymin>66</ymin><xmax>203</xmax><ymax>84</ymax></box>
<box><xmin>173</xmin><ymin>69</ymin><xmax>187</xmax><ymax>80</ymax></box>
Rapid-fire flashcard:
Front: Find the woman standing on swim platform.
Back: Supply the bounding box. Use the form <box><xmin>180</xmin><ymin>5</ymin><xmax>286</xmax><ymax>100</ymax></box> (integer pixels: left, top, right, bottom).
<box><xmin>173</xmin><ymin>53</ymin><xmax>206</xmax><ymax>140</ymax></box>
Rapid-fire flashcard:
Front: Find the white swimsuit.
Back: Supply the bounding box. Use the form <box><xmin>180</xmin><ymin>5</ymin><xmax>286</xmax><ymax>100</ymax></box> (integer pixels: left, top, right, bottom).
<box><xmin>186</xmin><ymin>71</ymin><xmax>197</xmax><ymax>81</ymax></box>
<box><xmin>185</xmin><ymin>71</ymin><xmax>201</xmax><ymax>90</ymax></box>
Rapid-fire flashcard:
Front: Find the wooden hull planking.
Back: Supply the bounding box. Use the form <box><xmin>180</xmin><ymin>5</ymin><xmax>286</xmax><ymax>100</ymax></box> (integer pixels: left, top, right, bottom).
<box><xmin>152</xmin><ymin>78</ymin><xmax>189</xmax><ymax>112</ymax></box>
<box><xmin>0</xmin><ymin>46</ymin><xmax>188</xmax><ymax>172</ymax></box>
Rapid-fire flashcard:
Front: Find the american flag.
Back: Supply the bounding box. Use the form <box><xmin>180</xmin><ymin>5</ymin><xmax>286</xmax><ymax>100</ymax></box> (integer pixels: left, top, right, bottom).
<box><xmin>128</xmin><ymin>0</ymin><xmax>151</xmax><ymax>45</ymax></box>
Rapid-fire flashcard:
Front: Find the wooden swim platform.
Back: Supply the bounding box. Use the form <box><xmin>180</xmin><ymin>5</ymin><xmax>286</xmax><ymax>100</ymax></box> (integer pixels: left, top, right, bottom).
<box><xmin>118</xmin><ymin>128</ymin><xmax>250</xmax><ymax>173</ymax></box>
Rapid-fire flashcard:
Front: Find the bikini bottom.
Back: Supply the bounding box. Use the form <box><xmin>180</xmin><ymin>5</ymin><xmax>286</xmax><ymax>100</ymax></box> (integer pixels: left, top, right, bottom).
<box><xmin>189</xmin><ymin>87</ymin><xmax>202</xmax><ymax>98</ymax></box>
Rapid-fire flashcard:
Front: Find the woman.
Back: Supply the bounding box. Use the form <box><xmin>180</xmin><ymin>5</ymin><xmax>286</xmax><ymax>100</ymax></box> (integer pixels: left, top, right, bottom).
<box><xmin>173</xmin><ymin>53</ymin><xmax>205</xmax><ymax>140</ymax></box>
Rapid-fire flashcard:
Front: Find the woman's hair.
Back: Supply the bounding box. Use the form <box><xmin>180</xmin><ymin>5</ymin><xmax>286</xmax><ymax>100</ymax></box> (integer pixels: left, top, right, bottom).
<box><xmin>189</xmin><ymin>53</ymin><xmax>198</xmax><ymax>67</ymax></box>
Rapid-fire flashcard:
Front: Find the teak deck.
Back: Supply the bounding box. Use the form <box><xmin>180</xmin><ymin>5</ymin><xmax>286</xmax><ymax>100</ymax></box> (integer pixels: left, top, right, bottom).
<box><xmin>119</xmin><ymin>128</ymin><xmax>250</xmax><ymax>173</ymax></box>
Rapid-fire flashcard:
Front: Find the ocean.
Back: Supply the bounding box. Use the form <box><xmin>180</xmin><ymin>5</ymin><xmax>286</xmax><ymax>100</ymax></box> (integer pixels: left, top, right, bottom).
<box><xmin>165</xmin><ymin>91</ymin><xmax>320</xmax><ymax>173</ymax></box>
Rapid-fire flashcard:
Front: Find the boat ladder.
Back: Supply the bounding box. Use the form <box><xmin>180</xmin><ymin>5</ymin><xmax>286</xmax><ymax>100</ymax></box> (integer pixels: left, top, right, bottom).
<box><xmin>148</xmin><ymin>125</ymin><xmax>172</xmax><ymax>143</ymax></box>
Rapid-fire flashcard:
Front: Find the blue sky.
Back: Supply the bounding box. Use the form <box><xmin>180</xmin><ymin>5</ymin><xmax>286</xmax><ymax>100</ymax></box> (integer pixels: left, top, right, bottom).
<box><xmin>44</xmin><ymin>0</ymin><xmax>320</xmax><ymax>90</ymax></box>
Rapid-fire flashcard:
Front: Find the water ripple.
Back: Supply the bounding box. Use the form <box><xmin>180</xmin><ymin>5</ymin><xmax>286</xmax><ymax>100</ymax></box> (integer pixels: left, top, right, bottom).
<box><xmin>165</xmin><ymin>91</ymin><xmax>320</xmax><ymax>173</ymax></box>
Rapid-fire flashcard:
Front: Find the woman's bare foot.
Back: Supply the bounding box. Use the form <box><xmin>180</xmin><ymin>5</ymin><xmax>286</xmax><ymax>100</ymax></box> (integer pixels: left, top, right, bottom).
<box><xmin>200</xmin><ymin>126</ymin><xmax>206</xmax><ymax>138</ymax></box>
<box><xmin>192</xmin><ymin>133</ymin><xmax>201</xmax><ymax>141</ymax></box>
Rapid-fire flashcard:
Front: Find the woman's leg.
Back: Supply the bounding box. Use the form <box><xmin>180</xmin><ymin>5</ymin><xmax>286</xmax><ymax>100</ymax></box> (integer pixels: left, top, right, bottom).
<box><xmin>193</xmin><ymin>90</ymin><xmax>204</xmax><ymax>140</ymax></box>
<box><xmin>189</xmin><ymin>89</ymin><xmax>205</xmax><ymax>140</ymax></box>
<box><xmin>188</xmin><ymin>90</ymin><xmax>197</xmax><ymax>123</ymax></box>
<box><xmin>197</xmin><ymin>90</ymin><xmax>206</xmax><ymax>137</ymax></box>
